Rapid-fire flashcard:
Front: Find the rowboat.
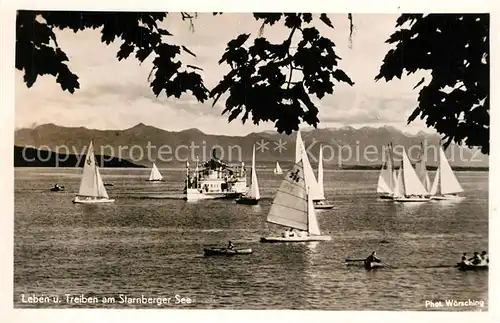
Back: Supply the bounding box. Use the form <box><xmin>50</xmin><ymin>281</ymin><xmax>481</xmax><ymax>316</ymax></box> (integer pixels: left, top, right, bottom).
<box><xmin>345</xmin><ymin>259</ymin><xmax>384</xmax><ymax>270</ymax></box>
<box><xmin>203</xmin><ymin>247</ymin><xmax>253</xmax><ymax>256</ymax></box>
<box><xmin>456</xmin><ymin>262</ymin><xmax>488</xmax><ymax>271</ymax></box>
<box><xmin>50</xmin><ymin>184</ymin><xmax>65</xmax><ymax>192</ymax></box>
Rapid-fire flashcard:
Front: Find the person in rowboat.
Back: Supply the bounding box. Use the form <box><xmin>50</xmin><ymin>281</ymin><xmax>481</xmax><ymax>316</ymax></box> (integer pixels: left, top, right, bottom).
<box><xmin>227</xmin><ymin>241</ymin><xmax>234</xmax><ymax>250</ymax></box>
<box><xmin>283</xmin><ymin>228</ymin><xmax>295</xmax><ymax>238</ymax></box>
<box><xmin>480</xmin><ymin>251</ymin><xmax>488</xmax><ymax>264</ymax></box>
<box><xmin>469</xmin><ymin>252</ymin><xmax>481</xmax><ymax>265</ymax></box>
<box><xmin>460</xmin><ymin>253</ymin><xmax>470</xmax><ymax>265</ymax></box>
<box><xmin>364</xmin><ymin>251</ymin><xmax>381</xmax><ymax>268</ymax></box>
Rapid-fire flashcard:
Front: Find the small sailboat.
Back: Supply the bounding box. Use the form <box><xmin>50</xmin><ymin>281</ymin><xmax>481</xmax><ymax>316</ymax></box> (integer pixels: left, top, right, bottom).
<box><xmin>236</xmin><ymin>144</ymin><xmax>260</xmax><ymax>205</ymax></box>
<box><xmin>377</xmin><ymin>144</ymin><xmax>397</xmax><ymax>199</ymax></box>
<box><xmin>430</xmin><ymin>146</ymin><xmax>465</xmax><ymax>200</ymax></box>
<box><xmin>146</xmin><ymin>163</ymin><xmax>164</xmax><ymax>181</ymax></box>
<box><xmin>295</xmin><ymin>131</ymin><xmax>323</xmax><ymax>201</ymax></box>
<box><xmin>73</xmin><ymin>140</ymin><xmax>115</xmax><ymax>204</ymax></box>
<box><xmin>273</xmin><ymin>161</ymin><xmax>283</xmax><ymax>175</ymax></box>
<box><xmin>392</xmin><ymin>148</ymin><xmax>430</xmax><ymax>202</ymax></box>
<box><xmin>314</xmin><ymin>144</ymin><xmax>333</xmax><ymax>209</ymax></box>
<box><xmin>260</xmin><ymin>154</ymin><xmax>331</xmax><ymax>242</ymax></box>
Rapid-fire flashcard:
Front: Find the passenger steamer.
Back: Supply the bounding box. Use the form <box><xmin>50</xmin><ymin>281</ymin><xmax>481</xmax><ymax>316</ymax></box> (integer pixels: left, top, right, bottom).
<box><xmin>184</xmin><ymin>150</ymin><xmax>247</xmax><ymax>201</ymax></box>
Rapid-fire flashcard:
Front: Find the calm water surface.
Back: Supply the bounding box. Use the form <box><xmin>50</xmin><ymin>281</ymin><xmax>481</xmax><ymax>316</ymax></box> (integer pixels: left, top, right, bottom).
<box><xmin>14</xmin><ymin>168</ymin><xmax>488</xmax><ymax>310</ymax></box>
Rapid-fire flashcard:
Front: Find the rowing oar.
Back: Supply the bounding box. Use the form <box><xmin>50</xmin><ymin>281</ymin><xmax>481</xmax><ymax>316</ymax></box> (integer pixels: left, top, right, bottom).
<box><xmin>345</xmin><ymin>259</ymin><xmax>365</xmax><ymax>262</ymax></box>
<box><xmin>381</xmin><ymin>261</ymin><xmax>395</xmax><ymax>268</ymax></box>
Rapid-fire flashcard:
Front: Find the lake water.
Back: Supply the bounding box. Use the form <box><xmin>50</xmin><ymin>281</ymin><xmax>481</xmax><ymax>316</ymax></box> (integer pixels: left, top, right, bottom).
<box><xmin>14</xmin><ymin>168</ymin><xmax>488</xmax><ymax>311</ymax></box>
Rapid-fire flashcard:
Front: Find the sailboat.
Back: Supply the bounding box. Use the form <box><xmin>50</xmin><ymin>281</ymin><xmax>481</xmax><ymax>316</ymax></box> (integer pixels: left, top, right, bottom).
<box><xmin>415</xmin><ymin>142</ymin><xmax>431</xmax><ymax>193</ymax></box>
<box><xmin>236</xmin><ymin>144</ymin><xmax>260</xmax><ymax>205</ymax></box>
<box><xmin>260</xmin><ymin>151</ymin><xmax>331</xmax><ymax>243</ymax></box>
<box><xmin>392</xmin><ymin>148</ymin><xmax>430</xmax><ymax>202</ymax></box>
<box><xmin>146</xmin><ymin>163</ymin><xmax>164</xmax><ymax>181</ymax></box>
<box><xmin>73</xmin><ymin>140</ymin><xmax>115</xmax><ymax>204</ymax></box>
<box><xmin>273</xmin><ymin>161</ymin><xmax>283</xmax><ymax>175</ymax></box>
<box><xmin>295</xmin><ymin>131</ymin><xmax>322</xmax><ymax>201</ymax></box>
<box><xmin>429</xmin><ymin>146</ymin><xmax>465</xmax><ymax>200</ymax></box>
<box><xmin>314</xmin><ymin>144</ymin><xmax>334</xmax><ymax>209</ymax></box>
<box><xmin>377</xmin><ymin>144</ymin><xmax>397</xmax><ymax>199</ymax></box>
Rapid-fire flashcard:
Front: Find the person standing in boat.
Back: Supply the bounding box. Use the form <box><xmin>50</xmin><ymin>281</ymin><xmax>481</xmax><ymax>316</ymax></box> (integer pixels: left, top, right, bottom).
<box><xmin>364</xmin><ymin>251</ymin><xmax>381</xmax><ymax>267</ymax></box>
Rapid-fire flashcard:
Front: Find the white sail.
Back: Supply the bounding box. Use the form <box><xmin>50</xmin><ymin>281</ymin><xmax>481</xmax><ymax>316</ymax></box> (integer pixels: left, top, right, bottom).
<box><xmin>267</xmin><ymin>161</ymin><xmax>309</xmax><ymax>231</ymax></box>
<box><xmin>377</xmin><ymin>146</ymin><xmax>395</xmax><ymax>194</ymax></box>
<box><xmin>415</xmin><ymin>146</ymin><xmax>431</xmax><ymax>192</ymax></box>
<box><xmin>437</xmin><ymin>146</ymin><xmax>464</xmax><ymax>194</ymax></box>
<box><xmin>148</xmin><ymin>163</ymin><xmax>163</xmax><ymax>181</ymax></box>
<box><xmin>317</xmin><ymin>144</ymin><xmax>325</xmax><ymax>200</ymax></box>
<box><xmin>307</xmin><ymin>188</ymin><xmax>321</xmax><ymax>235</ymax></box>
<box><xmin>249</xmin><ymin>144</ymin><xmax>260</xmax><ymax>199</ymax></box>
<box><xmin>387</xmin><ymin>145</ymin><xmax>396</xmax><ymax>192</ymax></box>
<box><xmin>77</xmin><ymin>140</ymin><xmax>109</xmax><ymax>199</ymax></box>
<box><xmin>393</xmin><ymin>166</ymin><xmax>405</xmax><ymax>197</ymax></box>
<box><xmin>377</xmin><ymin>162</ymin><xmax>392</xmax><ymax>194</ymax></box>
<box><xmin>295</xmin><ymin>131</ymin><xmax>322</xmax><ymax>200</ymax></box>
<box><xmin>401</xmin><ymin>149</ymin><xmax>429</xmax><ymax>196</ymax></box>
<box><xmin>274</xmin><ymin>161</ymin><xmax>283</xmax><ymax>174</ymax></box>
<box><xmin>430</xmin><ymin>167</ymin><xmax>440</xmax><ymax>196</ymax></box>
<box><xmin>303</xmin><ymin>149</ymin><xmax>321</xmax><ymax>235</ymax></box>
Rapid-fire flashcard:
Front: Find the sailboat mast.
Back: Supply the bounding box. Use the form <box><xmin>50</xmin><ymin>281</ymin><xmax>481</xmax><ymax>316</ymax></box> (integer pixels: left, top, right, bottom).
<box><xmin>400</xmin><ymin>159</ymin><xmax>405</xmax><ymax>195</ymax></box>
<box><xmin>387</xmin><ymin>143</ymin><xmax>393</xmax><ymax>191</ymax></box>
<box><xmin>438</xmin><ymin>141</ymin><xmax>443</xmax><ymax>195</ymax></box>
<box><xmin>90</xmin><ymin>140</ymin><xmax>101</xmax><ymax>197</ymax></box>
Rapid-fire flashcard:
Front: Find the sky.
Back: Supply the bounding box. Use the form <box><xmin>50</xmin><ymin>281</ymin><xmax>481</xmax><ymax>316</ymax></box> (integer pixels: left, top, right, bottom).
<box><xmin>15</xmin><ymin>13</ymin><xmax>433</xmax><ymax>135</ymax></box>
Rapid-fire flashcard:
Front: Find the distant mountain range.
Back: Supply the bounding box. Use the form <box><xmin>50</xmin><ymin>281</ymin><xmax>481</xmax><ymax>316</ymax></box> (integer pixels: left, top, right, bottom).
<box><xmin>14</xmin><ymin>123</ymin><xmax>489</xmax><ymax>168</ymax></box>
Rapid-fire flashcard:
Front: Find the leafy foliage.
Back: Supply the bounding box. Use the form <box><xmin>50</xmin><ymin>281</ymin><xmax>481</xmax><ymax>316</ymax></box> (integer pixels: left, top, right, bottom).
<box><xmin>376</xmin><ymin>14</ymin><xmax>489</xmax><ymax>154</ymax></box>
<box><xmin>16</xmin><ymin>11</ymin><xmax>208</xmax><ymax>100</ymax></box>
<box><xmin>211</xmin><ymin>13</ymin><xmax>353</xmax><ymax>134</ymax></box>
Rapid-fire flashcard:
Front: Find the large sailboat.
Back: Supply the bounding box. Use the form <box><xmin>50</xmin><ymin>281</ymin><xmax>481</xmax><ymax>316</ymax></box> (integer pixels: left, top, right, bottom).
<box><xmin>377</xmin><ymin>144</ymin><xmax>397</xmax><ymax>199</ymax></box>
<box><xmin>146</xmin><ymin>163</ymin><xmax>164</xmax><ymax>181</ymax></box>
<box><xmin>314</xmin><ymin>144</ymin><xmax>334</xmax><ymax>209</ymax></box>
<box><xmin>392</xmin><ymin>148</ymin><xmax>430</xmax><ymax>202</ymax></box>
<box><xmin>184</xmin><ymin>149</ymin><xmax>247</xmax><ymax>201</ymax></box>
<box><xmin>73</xmin><ymin>140</ymin><xmax>115</xmax><ymax>204</ymax></box>
<box><xmin>236</xmin><ymin>144</ymin><xmax>260</xmax><ymax>205</ymax></box>
<box><xmin>429</xmin><ymin>146</ymin><xmax>465</xmax><ymax>200</ymax></box>
<box><xmin>260</xmin><ymin>149</ymin><xmax>331</xmax><ymax>243</ymax></box>
<box><xmin>273</xmin><ymin>161</ymin><xmax>283</xmax><ymax>175</ymax></box>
